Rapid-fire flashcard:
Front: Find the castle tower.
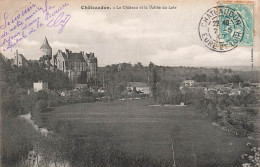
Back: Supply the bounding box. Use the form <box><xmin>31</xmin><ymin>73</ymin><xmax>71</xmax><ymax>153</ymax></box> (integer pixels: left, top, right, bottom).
<box><xmin>40</xmin><ymin>37</ymin><xmax>52</xmax><ymax>60</ymax></box>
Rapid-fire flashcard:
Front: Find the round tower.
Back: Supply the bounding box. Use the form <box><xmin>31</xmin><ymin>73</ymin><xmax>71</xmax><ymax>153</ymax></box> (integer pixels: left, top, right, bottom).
<box><xmin>40</xmin><ymin>37</ymin><xmax>52</xmax><ymax>60</ymax></box>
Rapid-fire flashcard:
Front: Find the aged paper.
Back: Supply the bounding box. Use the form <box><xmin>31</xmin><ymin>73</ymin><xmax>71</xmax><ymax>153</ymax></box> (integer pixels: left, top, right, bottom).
<box><xmin>0</xmin><ymin>0</ymin><xmax>259</xmax><ymax>166</ymax></box>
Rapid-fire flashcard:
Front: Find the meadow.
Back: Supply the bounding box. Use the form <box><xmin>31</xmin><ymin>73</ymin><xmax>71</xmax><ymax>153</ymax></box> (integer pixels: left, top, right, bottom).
<box><xmin>51</xmin><ymin>99</ymin><xmax>257</xmax><ymax>167</ymax></box>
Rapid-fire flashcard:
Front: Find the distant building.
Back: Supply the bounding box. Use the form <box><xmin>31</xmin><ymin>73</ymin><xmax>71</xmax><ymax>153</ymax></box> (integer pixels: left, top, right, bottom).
<box><xmin>40</xmin><ymin>37</ymin><xmax>98</xmax><ymax>83</ymax></box>
<box><xmin>13</xmin><ymin>50</ymin><xmax>27</xmax><ymax>67</ymax></box>
<box><xmin>33</xmin><ymin>81</ymin><xmax>48</xmax><ymax>92</ymax></box>
<box><xmin>183</xmin><ymin>80</ymin><xmax>195</xmax><ymax>86</ymax></box>
<box><xmin>229</xmin><ymin>89</ymin><xmax>241</xmax><ymax>96</ymax></box>
<box><xmin>75</xmin><ymin>84</ymin><xmax>88</xmax><ymax>90</ymax></box>
<box><xmin>127</xmin><ymin>82</ymin><xmax>151</xmax><ymax>95</ymax></box>
<box><xmin>250</xmin><ymin>83</ymin><xmax>260</xmax><ymax>89</ymax></box>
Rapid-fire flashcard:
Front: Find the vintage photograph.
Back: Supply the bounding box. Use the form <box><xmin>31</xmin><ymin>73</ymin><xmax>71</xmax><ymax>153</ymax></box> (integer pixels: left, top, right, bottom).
<box><xmin>0</xmin><ymin>0</ymin><xmax>259</xmax><ymax>166</ymax></box>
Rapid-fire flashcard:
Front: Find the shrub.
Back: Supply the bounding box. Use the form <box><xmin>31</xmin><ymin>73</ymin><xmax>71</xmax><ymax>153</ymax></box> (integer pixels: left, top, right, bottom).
<box><xmin>241</xmin><ymin>143</ymin><xmax>260</xmax><ymax>166</ymax></box>
<box><xmin>48</xmin><ymin>98</ymin><xmax>64</xmax><ymax>107</ymax></box>
<box><xmin>245</xmin><ymin>108</ymin><xmax>258</xmax><ymax>116</ymax></box>
<box><xmin>37</xmin><ymin>90</ymin><xmax>48</xmax><ymax>100</ymax></box>
<box><xmin>36</xmin><ymin>99</ymin><xmax>48</xmax><ymax>111</ymax></box>
<box><xmin>31</xmin><ymin>99</ymin><xmax>48</xmax><ymax>126</ymax></box>
<box><xmin>81</xmin><ymin>96</ymin><xmax>96</xmax><ymax>103</ymax></box>
<box><xmin>1</xmin><ymin>115</ymin><xmax>37</xmax><ymax>166</ymax></box>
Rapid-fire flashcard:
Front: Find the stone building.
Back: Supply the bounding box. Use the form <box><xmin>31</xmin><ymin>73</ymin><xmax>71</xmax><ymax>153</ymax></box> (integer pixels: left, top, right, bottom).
<box><xmin>33</xmin><ymin>81</ymin><xmax>48</xmax><ymax>92</ymax></box>
<box><xmin>40</xmin><ymin>37</ymin><xmax>98</xmax><ymax>83</ymax></box>
<box><xmin>13</xmin><ymin>50</ymin><xmax>27</xmax><ymax>67</ymax></box>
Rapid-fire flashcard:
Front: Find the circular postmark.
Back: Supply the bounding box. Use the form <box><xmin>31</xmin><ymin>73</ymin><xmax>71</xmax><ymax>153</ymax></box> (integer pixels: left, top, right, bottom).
<box><xmin>198</xmin><ymin>6</ymin><xmax>245</xmax><ymax>52</ymax></box>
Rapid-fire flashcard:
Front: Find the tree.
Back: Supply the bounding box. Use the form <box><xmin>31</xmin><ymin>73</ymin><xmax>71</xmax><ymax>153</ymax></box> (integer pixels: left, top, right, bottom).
<box><xmin>148</xmin><ymin>62</ymin><xmax>155</xmax><ymax>72</ymax></box>
<box><xmin>151</xmin><ymin>65</ymin><xmax>160</xmax><ymax>101</ymax></box>
<box><xmin>77</xmin><ymin>72</ymin><xmax>88</xmax><ymax>84</ymax></box>
<box><xmin>135</xmin><ymin>62</ymin><xmax>143</xmax><ymax>69</ymax></box>
<box><xmin>37</xmin><ymin>90</ymin><xmax>48</xmax><ymax>100</ymax></box>
<box><xmin>213</xmin><ymin>68</ymin><xmax>219</xmax><ymax>76</ymax></box>
<box><xmin>193</xmin><ymin>74</ymin><xmax>206</xmax><ymax>82</ymax></box>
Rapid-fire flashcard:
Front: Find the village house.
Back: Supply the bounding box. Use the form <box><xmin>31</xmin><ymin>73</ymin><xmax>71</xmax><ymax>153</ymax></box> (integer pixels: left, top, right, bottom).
<box><xmin>229</xmin><ymin>89</ymin><xmax>241</xmax><ymax>96</ymax></box>
<box><xmin>183</xmin><ymin>80</ymin><xmax>195</xmax><ymax>87</ymax></box>
<box><xmin>74</xmin><ymin>84</ymin><xmax>88</xmax><ymax>91</ymax></box>
<box><xmin>250</xmin><ymin>83</ymin><xmax>260</xmax><ymax>90</ymax></box>
<box><xmin>126</xmin><ymin>82</ymin><xmax>151</xmax><ymax>95</ymax></box>
<box><xmin>33</xmin><ymin>81</ymin><xmax>48</xmax><ymax>92</ymax></box>
<box><xmin>40</xmin><ymin>37</ymin><xmax>98</xmax><ymax>83</ymax></box>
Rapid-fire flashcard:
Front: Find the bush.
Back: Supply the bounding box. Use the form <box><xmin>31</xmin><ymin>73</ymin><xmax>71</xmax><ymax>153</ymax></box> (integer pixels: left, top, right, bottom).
<box><xmin>37</xmin><ymin>90</ymin><xmax>48</xmax><ymax>100</ymax></box>
<box><xmin>82</xmin><ymin>89</ymin><xmax>94</xmax><ymax>97</ymax></box>
<box><xmin>32</xmin><ymin>99</ymin><xmax>48</xmax><ymax>126</ymax></box>
<box><xmin>36</xmin><ymin>99</ymin><xmax>48</xmax><ymax>111</ymax></box>
<box><xmin>48</xmin><ymin>98</ymin><xmax>64</xmax><ymax>107</ymax></box>
<box><xmin>1</xmin><ymin>115</ymin><xmax>37</xmax><ymax>166</ymax></box>
<box><xmin>81</xmin><ymin>96</ymin><xmax>96</xmax><ymax>103</ymax></box>
<box><xmin>245</xmin><ymin>108</ymin><xmax>258</xmax><ymax>116</ymax></box>
<box><xmin>241</xmin><ymin>143</ymin><xmax>260</xmax><ymax>166</ymax></box>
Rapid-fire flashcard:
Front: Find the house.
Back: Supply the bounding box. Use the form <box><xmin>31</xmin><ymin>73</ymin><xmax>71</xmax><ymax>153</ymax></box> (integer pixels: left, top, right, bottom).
<box><xmin>126</xmin><ymin>82</ymin><xmax>151</xmax><ymax>95</ymax></box>
<box><xmin>183</xmin><ymin>80</ymin><xmax>195</xmax><ymax>86</ymax></box>
<box><xmin>242</xmin><ymin>87</ymin><xmax>251</xmax><ymax>93</ymax></box>
<box><xmin>250</xmin><ymin>83</ymin><xmax>260</xmax><ymax>89</ymax></box>
<box><xmin>33</xmin><ymin>81</ymin><xmax>48</xmax><ymax>92</ymax></box>
<box><xmin>75</xmin><ymin>84</ymin><xmax>88</xmax><ymax>90</ymax></box>
<box><xmin>13</xmin><ymin>50</ymin><xmax>27</xmax><ymax>67</ymax></box>
<box><xmin>98</xmin><ymin>87</ymin><xmax>106</xmax><ymax>93</ymax></box>
<box><xmin>229</xmin><ymin>88</ymin><xmax>241</xmax><ymax>96</ymax></box>
<box><xmin>195</xmin><ymin>82</ymin><xmax>212</xmax><ymax>87</ymax></box>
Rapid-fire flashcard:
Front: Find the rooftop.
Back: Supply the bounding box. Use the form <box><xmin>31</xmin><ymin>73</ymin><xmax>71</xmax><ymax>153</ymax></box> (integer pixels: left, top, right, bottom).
<box><xmin>40</xmin><ymin>37</ymin><xmax>52</xmax><ymax>50</ymax></box>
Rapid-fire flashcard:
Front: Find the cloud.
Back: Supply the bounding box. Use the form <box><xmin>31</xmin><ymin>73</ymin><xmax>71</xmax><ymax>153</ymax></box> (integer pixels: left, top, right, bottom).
<box><xmin>20</xmin><ymin>39</ymin><xmax>40</xmax><ymax>47</ymax></box>
<box><xmin>68</xmin><ymin>11</ymin><xmax>127</xmax><ymax>34</ymax></box>
<box><xmin>67</xmin><ymin>11</ymin><xmax>181</xmax><ymax>40</ymax></box>
<box><xmin>150</xmin><ymin>45</ymin><xmax>257</xmax><ymax>67</ymax></box>
<box><xmin>122</xmin><ymin>19</ymin><xmax>143</xmax><ymax>26</ymax></box>
<box><xmin>52</xmin><ymin>41</ymin><xmax>80</xmax><ymax>49</ymax></box>
<box><xmin>123</xmin><ymin>32</ymin><xmax>182</xmax><ymax>39</ymax></box>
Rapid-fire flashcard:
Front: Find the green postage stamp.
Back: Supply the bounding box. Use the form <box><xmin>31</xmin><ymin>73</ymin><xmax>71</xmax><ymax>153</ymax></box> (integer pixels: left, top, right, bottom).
<box><xmin>199</xmin><ymin>1</ymin><xmax>254</xmax><ymax>52</ymax></box>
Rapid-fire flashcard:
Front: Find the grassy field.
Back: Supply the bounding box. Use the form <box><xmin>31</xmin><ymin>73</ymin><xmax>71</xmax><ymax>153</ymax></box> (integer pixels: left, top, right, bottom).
<box><xmin>51</xmin><ymin>99</ymin><xmax>257</xmax><ymax>167</ymax></box>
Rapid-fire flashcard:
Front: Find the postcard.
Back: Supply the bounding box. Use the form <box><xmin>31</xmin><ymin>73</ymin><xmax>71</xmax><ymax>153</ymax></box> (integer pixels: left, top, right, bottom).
<box><xmin>0</xmin><ymin>0</ymin><xmax>259</xmax><ymax>166</ymax></box>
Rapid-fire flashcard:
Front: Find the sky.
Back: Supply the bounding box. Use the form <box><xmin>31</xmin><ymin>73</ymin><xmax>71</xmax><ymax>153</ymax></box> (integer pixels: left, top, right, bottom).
<box><xmin>0</xmin><ymin>0</ymin><xmax>259</xmax><ymax>67</ymax></box>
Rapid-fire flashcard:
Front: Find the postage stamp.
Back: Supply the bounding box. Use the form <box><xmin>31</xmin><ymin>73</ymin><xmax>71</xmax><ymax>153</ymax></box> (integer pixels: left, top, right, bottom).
<box><xmin>198</xmin><ymin>1</ymin><xmax>254</xmax><ymax>52</ymax></box>
<box><xmin>218</xmin><ymin>1</ymin><xmax>254</xmax><ymax>46</ymax></box>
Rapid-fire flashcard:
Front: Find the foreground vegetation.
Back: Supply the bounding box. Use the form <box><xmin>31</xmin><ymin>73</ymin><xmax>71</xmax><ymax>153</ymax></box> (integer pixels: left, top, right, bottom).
<box><xmin>49</xmin><ymin>100</ymin><xmax>258</xmax><ymax>167</ymax></box>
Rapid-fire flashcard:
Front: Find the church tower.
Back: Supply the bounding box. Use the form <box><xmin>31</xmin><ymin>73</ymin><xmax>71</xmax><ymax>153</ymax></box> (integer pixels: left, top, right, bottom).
<box><xmin>40</xmin><ymin>37</ymin><xmax>52</xmax><ymax>60</ymax></box>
